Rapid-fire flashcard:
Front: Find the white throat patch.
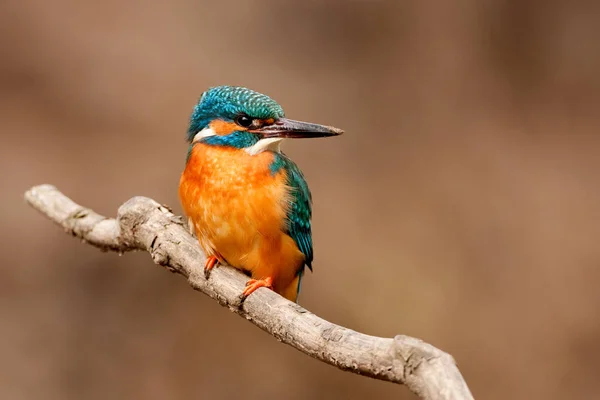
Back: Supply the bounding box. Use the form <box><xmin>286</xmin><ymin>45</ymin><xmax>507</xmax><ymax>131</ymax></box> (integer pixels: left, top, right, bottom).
<box><xmin>245</xmin><ymin>138</ymin><xmax>284</xmax><ymax>155</ymax></box>
<box><xmin>192</xmin><ymin>127</ymin><xmax>216</xmax><ymax>142</ymax></box>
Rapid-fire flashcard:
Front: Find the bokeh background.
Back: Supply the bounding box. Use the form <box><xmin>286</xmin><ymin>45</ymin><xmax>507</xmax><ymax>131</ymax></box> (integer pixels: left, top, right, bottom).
<box><xmin>2</xmin><ymin>0</ymin><xmax>600</xmax><ymax>399</ymax></box>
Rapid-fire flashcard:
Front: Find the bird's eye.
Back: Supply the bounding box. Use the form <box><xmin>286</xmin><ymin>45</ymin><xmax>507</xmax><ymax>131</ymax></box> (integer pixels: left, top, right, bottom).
<box><xmin>235</xmin><ymin>114</ymin><xmax>253</xmax><ymax>128</ymax></box>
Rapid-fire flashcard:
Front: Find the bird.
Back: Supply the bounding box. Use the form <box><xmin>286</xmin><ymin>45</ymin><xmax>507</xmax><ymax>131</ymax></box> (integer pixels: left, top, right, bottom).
<box><xmin>179</xmin><ymin>86</ymin><xmax>343</xmax><ymax>303</ymax></box>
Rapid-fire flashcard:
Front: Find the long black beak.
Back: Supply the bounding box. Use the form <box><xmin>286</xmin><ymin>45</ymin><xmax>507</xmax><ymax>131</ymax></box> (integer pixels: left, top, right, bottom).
<box><xmin>251</xmin><ymin>118</ymin><xmax>344</xmax><ymax>139</ymax></box>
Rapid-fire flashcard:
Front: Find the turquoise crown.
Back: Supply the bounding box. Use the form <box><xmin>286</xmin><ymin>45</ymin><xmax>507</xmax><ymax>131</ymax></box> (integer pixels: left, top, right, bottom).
<box><xmin>187</xmin><ymin>86</ymin><xmax>285</xmax><ymax>141</ymax></box>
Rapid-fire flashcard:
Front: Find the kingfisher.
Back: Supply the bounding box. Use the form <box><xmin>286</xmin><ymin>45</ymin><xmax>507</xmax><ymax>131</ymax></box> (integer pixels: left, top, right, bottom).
<box><xmin>179</xmin><ymin>86</ymin><xmax>343</xmax><ymax>303</ymax></box>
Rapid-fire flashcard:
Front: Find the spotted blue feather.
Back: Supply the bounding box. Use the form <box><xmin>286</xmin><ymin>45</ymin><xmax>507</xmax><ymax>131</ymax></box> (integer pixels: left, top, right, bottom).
<box><xmin>187</xmin><ymin>86</ymin><xmax>284</xmax><ymax>141</ymax></box>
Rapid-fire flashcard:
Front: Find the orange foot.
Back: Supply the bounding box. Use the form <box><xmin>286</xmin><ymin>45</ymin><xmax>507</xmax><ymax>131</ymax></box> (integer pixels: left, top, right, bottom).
<box><xmin>240</xmin><ymin>277</ymin><xmax>274</xmax><ymax>302</ymax></box>
<box><xmin>204</xmin><ymin>256</ymin><xmax>220</xmax><ymax>279</ymax></box>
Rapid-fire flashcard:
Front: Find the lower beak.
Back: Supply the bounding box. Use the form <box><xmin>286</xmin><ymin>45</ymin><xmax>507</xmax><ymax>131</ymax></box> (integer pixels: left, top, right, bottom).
<box><xmin>251</xmin><ymin>118</ymin><xmax>344</xmax><ymax>139</ymax></box>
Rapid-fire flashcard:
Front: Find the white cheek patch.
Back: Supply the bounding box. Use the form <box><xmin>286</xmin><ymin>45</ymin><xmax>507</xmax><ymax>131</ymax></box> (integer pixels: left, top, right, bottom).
<box><xmin>193</xmin><ymin>126</ymin><xmax>217</xmax><ymax>142</ymax></box>
<box><xmin>245</xmin><ymin>138</ymin><xmax>284</xmax><ymax>155</ymax></box>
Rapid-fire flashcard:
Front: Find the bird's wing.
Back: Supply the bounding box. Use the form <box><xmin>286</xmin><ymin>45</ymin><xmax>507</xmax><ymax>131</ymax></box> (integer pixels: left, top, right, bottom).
<box><xmin>282</xmin><ymin>156</ymin><xmax>314</xmax><ymax>271</ymax></box>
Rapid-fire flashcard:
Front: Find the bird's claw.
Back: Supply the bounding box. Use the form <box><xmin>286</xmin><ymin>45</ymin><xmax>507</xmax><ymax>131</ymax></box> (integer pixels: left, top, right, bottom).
<box><xmin>239</xmin><ymin>277</ymin><xmax>274</xmax><ymax>303</ymax></box>
<box><xmin>204</xmin><ymin>256</ymin><xmax>220</xmax><ymax>279</ymax></box>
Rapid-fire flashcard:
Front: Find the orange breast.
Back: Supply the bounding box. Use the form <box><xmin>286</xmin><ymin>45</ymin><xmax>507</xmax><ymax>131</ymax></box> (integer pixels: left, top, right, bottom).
<box><xmin>179</xmin><ymin>143</ymin><xmax>305</xmax><ymax>300</ymax></box>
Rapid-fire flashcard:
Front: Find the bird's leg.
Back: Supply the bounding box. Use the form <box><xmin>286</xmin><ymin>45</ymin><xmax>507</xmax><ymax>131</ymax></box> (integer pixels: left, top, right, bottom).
<box><xmin>240</xmin><ymin>277</ymin><xmax>274</xmax><ymax>301</ymax></box>
<box><xmin>204</xmin><ymin>256</ymin><xmax>220</xmax><ymax>279</ymax></box>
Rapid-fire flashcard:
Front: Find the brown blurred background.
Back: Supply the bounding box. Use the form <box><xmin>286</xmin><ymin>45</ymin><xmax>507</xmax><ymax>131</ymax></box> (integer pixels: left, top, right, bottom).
<box><xmin>2</xmin><ymin>0</ymin><xmax>600</xmax><ymax>399</ymax></box>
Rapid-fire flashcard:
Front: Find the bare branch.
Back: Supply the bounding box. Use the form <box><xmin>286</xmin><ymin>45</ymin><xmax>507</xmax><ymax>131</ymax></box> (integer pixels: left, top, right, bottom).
<box><xmin>25</xmin><ymin>184</ymin><xmax>474</xmax><ymax>400</ymax></box>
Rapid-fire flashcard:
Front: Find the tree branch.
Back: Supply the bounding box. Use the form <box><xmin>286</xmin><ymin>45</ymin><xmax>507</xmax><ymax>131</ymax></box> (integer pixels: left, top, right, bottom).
<box><xmin>25</xmin><ymin>184</ymin><xmax>474</xmax><ymax>400</ymax></box>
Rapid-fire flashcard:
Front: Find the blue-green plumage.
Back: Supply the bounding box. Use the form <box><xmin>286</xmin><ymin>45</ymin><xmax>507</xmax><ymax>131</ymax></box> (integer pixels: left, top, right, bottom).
<box><xmin>188</xmin><ymin>86</ymin><xmax>284</xmax><ymax>141</ymax></box>
<box><xmin>270</xmin><ymin>153</ymin><xmax>314</xmax><ymax>273</ymax></box>
<box><xmin>202</xmin><ymin>131</ymin><xmax>260</xmax><ymax>148</ymax></box>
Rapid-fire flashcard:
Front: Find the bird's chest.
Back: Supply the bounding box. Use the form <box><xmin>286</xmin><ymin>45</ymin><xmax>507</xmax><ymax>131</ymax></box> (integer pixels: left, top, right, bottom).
<box><xmin>179</xmin><ymin>144</ymin><xmax>290</xmax><ymax>255</ymax></box>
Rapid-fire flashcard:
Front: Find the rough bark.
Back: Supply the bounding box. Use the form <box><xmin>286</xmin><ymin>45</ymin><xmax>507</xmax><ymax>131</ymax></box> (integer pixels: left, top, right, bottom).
<box><xmin>25</xmin><ymin>184</ymin><xmax>474</xmax><ymax>400</ymax></box>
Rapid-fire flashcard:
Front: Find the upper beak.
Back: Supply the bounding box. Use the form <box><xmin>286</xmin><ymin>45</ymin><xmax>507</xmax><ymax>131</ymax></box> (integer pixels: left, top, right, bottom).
<box><xmin>250</xmin><ymin>118</ymin><xmax>344</xmax><ymax>139</ymax></box>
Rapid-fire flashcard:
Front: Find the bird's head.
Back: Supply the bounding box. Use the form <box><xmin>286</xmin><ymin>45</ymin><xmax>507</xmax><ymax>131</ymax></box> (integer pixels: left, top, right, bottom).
<box><xmin>187</xmin><ymin>86</ymin><xmax>343</xmax><ymax>154</ymax></box>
